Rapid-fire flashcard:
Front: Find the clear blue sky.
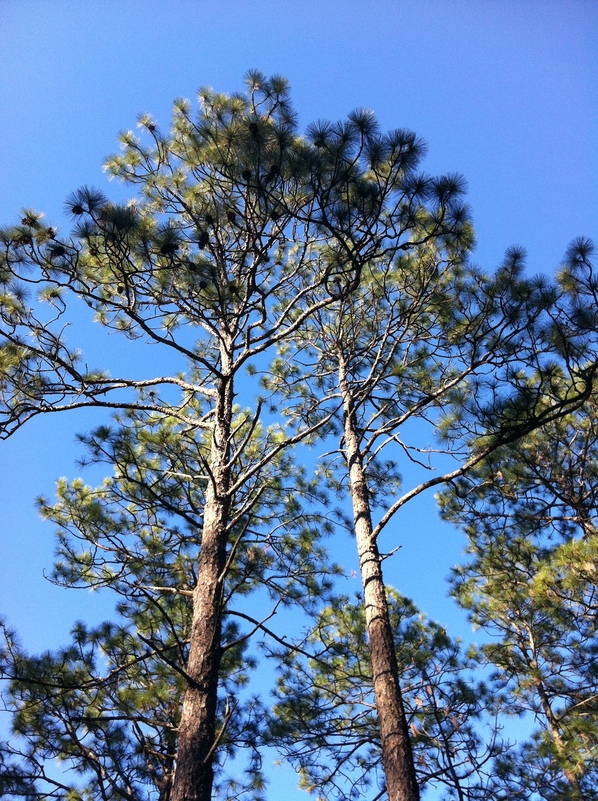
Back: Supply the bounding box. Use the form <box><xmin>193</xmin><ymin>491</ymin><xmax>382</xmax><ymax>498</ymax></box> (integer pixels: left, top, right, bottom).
<box><xmin>0</xmin><ymin>0</ymin><xmax>596</xmax><ymax>793</ymax></box>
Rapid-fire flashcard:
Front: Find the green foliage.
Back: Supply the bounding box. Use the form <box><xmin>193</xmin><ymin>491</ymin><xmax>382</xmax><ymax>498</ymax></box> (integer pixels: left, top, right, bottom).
<box><xmin>268</xmin><ymin>590</ymin><xmax>501</xmax><ymax>800</ymax></box>
<box><xmin>440</xmin><ymin>385</ymin><xmax>598</xmax><ymax>799</ymax></box>
<box><xmin>1</xmin><ymin>404</ymin><xmax>338</xmax><ymax>799</ymax></box>
<box><xmin>1</xmin><ymin>71</ymin><xmax>597</xmax><ymax>801</ymax></box>
<box><xmin>0</xmin><ymin>71</ymin><xmax>345</xmax><ymax>800</ymax></box>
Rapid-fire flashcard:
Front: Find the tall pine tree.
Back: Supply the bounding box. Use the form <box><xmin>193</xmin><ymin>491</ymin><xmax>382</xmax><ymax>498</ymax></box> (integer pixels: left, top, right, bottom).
<box><xmin>0</xmin><ymin>72</ymin><xmax>341</xmax><ymax>801</ymax></box>
<box><xmin>1</xmin><ymin>72</ymin><xmax>597</xmax><ymax>801</ymax></box>
<box><xmin>266</xmin><ymin>190</ymin><xmax>598</xmax><ymax>800</ymax></box>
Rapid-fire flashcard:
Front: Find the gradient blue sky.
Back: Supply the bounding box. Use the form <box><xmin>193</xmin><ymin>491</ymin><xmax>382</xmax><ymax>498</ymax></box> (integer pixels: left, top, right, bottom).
<box><xmin>0</xmin><ymin>0</ymin><xmax>596</xmax><ymax>792</ymax></box>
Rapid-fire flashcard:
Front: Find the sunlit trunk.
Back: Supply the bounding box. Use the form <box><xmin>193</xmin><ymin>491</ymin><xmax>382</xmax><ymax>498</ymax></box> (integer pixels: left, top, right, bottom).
<box><xmin>171</xmin><ymin>370</ymin><xmax>234</xmax><ymax>801</ymax></box>
<box><xmin>338</xmin><ymin>351</ymin><xmax>420</xmax><ymax>801</ymax></box>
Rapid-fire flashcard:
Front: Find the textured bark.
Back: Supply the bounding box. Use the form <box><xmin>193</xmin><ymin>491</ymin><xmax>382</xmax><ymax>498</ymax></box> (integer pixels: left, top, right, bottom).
<box><xmin>170</xmin><ymin>371</ymin><xmax>234</xmax><ymax>801</ymax></box>
<box><xmin>338</xmin><ymin>355</ymin><xmax>420</xmax><ymax>801</ymax></box>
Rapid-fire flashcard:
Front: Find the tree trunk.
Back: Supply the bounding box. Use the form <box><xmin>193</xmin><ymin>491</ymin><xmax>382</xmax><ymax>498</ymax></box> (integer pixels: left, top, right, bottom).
<box><xmin>338</xmin><ymin>355</ymin><xmax>420</xmax><ymax>801</ymax></box>
<box><xmin>170</xmin><ymin>372</ymin><xmax>234</xmax><ymax>801</ymax></box>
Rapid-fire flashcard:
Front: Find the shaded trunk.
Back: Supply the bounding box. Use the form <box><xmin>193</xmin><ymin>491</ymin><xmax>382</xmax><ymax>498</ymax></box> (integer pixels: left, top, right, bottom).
<box><xmin>338</xmin><ymin>355</ymin><xmax>420</xmax><ymax>801</ymax></box>
<box><xmin>170</xmin><ymin>372</ymin><xmax>234</xmax><ymax>801</ymax></box>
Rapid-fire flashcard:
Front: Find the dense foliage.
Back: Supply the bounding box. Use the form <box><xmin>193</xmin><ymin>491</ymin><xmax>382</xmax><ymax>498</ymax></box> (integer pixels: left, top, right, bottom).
<box><xmin>440</xmin><ymin>387</ymin><xmax>598</xmax><ymax>800</ymax></box>
<box><xmin>0</xmin><ymin>73</ymin><xmax>596</xmax><ymax>801</ymax></box>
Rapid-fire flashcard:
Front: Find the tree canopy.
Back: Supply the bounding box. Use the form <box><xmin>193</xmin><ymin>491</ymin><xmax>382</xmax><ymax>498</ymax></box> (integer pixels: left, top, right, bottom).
<box><xmin>0</xmin><ymin>72</ymin><xmax>596</xmax><ymax>801</ymax></box>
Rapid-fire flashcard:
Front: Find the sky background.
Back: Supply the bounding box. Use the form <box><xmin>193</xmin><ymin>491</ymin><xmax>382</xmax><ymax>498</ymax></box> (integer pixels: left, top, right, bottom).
<box><xmin>0</xmin><ymin>0</ymin><xmax>597</xmax><ymax>796</ymax></box>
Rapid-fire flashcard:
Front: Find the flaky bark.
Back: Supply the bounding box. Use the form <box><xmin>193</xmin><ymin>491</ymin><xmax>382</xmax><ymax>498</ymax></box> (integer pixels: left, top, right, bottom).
<box><xmin>338</xmin><ymin>353</ymin><xmax>420</xmax><ymax>801</ymax></box>
<box><xmin>170</xmin><ymin>370</ymin><xmax>234</xmax><ymax>801</ymax></box>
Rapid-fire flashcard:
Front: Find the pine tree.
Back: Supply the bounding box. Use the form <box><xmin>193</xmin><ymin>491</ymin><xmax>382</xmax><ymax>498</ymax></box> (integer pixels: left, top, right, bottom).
<box><xmin>0</xmin><ymin>406</ymin><xmax>334</xmax><ymax>800</ymax></box>
<box><xmin>269</xmin><ymin>588</ymin><xmax>502</xmax><ymax>800</ymax></box>
<box><xmin>267</xmin><ymin>193</ymin><xmax>598</xmax><ymax>800</ymax></box>
<box><xmin>0</xmin><ymin>71</ymin><xmax>345</xmax><ymax>801</ymax></box>
<box><xmin>1</xmin><ymin>72</ymin><xmax>597</xmax><ymax>801</ymax></box>
<box><xmin>439</xmin><ymin>380</ymin><xmax>598</xmax><ymax>800</ymax></box>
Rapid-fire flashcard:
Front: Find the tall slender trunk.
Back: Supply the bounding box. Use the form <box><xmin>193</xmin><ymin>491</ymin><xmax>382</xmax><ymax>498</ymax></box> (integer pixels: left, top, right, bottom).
<box><xmin>171</xmin><ymin>370</ymin><xmax>234</xmax><ymax>801</ymax></box>
<box><xmin>338</xmin><ymin>353</ymin><xmax>420</xmax><ymax>801</ymax></box>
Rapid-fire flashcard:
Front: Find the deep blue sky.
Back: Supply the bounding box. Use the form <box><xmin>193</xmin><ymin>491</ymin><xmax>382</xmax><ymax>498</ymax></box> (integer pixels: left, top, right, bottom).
<box><xmin>0</xmin><ymin>2</ymin><xmax>596</xmax><ymax>791</ymax></box>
